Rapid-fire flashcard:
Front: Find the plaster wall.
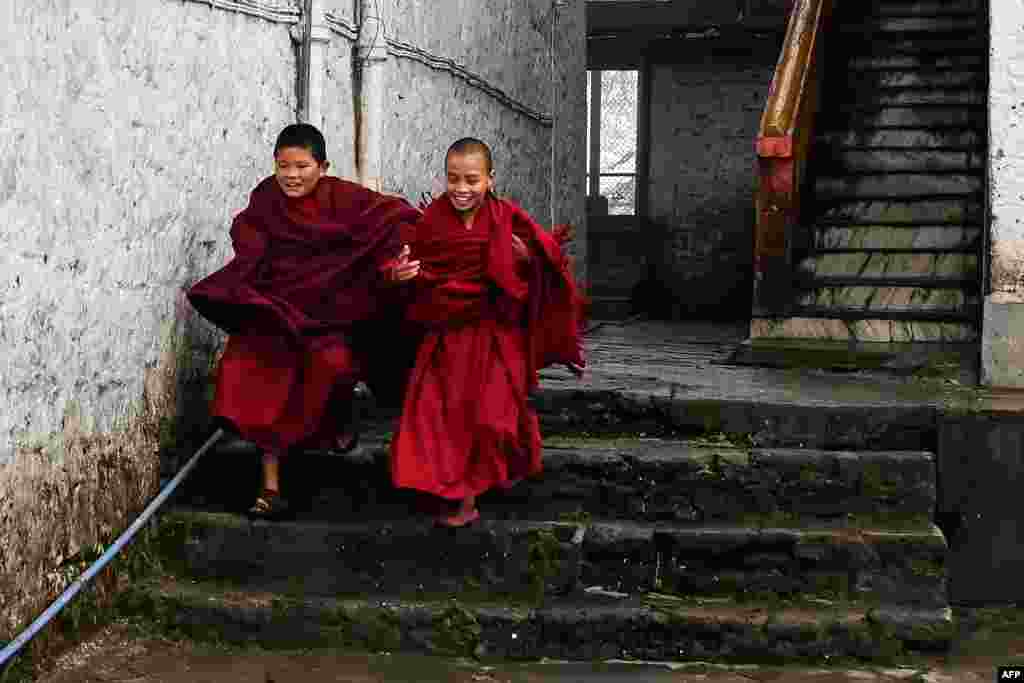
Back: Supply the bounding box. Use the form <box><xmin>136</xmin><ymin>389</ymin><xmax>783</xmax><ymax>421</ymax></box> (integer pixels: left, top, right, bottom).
<box><xmin>644</xmin><ymin>41</ymin><xmax>777</xmax><ymax>316</ymax></box>
<box><xmin>0</xmin><ymin>0</ymin><xmax>297</xmax><ymax>638</ymax></box>
<box><xmin>982</xmin><ymin>0</ymin><xmax>1022</xmax><ymax>386</ymax></box>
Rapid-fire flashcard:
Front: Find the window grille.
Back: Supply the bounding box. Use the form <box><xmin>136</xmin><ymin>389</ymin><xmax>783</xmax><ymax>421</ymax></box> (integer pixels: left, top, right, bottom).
<box><xmin>587</xmin><ymin>69</ymin><xmax>639</xmax><ymax>216</ymax></box>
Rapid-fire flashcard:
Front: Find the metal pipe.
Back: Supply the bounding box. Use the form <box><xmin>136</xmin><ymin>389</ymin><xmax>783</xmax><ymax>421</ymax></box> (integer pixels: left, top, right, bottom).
<box><xmin>0</xmin><ymin>428</ymin><xmax>226</xmax><ymax>672</ymax></box>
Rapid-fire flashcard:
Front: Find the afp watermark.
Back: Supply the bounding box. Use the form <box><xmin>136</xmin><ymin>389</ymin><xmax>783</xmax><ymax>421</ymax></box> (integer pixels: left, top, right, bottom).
<box><xmin>999</xmin><ymin>666</ymin><xmax>1024</xmax><ymax>680</ymax></box>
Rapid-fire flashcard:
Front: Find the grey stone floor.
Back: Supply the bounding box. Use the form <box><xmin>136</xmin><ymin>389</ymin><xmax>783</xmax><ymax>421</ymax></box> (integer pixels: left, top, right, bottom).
<box><xmin>539</xmin><ymin>319</ymin><xmax>985</xmax><ymax>409</ymax></box>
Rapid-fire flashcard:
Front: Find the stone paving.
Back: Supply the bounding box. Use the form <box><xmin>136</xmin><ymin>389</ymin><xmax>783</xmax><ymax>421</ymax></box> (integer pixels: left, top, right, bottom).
<box><xmin>33</xmin><ymin>621</ymin><xmax>1018</xmax><ymax>683</ymax></box>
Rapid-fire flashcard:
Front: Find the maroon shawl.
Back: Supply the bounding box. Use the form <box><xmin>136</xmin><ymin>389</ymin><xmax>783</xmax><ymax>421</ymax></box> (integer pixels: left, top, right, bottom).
<box><xmin>188</xmin><ymin>176</ymin><xmax>420</xmax><ymax>347</ymax></box>
<box><xmin>406</xmin><ymin>194</ymin><xmax>586</xmax><ymax>388</ymax></box>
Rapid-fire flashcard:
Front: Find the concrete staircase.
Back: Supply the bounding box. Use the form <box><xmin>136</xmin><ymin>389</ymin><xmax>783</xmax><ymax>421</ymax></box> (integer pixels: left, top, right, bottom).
<box><xmin>138</xmin><ymin>386</ymin><xmax>954</xmax><ymax>663</ymax></box>
<box><xmin>753</xmin><ymin>0</ymin><xmax>987</xmax><ymax>343</ymax></box>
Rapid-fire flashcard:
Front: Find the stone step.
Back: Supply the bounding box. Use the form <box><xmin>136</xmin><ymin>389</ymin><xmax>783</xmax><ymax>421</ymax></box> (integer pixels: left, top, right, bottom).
<box><xmin>194</xmin><ymin>435</ymin><xmax>938</xmax><ymax>524</ymax></box>
<box><xmin>798</xmin><ymin>251</ymin><xmax>977</xmax><ymax>279</ymax></box>
<box><xmin>124</xmin><ymin>574</ymin><xmax>955</xmax><ymax>661</ymax></box>
<box><xmin>834</xmin><ymin>89</ymin><xmax>984</xmax><ymax>107</ymax></box>
<box><xmin>814</xmin><ymin>198</ymin><xmax>982</xmax><ymax>226</ymax></box>
<box><xmin>799</xmin><ymin>275</ymin><xmax>976</xmax><ymax>292</ymax></box>
<box><xmin>818</xmin><ymin>150</ymin><xmax>983</xmax><ymax>173</ymax></box>
<box><xmin>162</xmin><ymin>508</ymin><xmax>948</xmax><ymax>607</ymax></box>
<box><xmin>750</xmin><ymin>315</ymin><xmax>977</xmax><ymax>343</ymax></box>
<box><xmin>813</xmin><ymin>225</ymin><xmax>981</xmax><ymax>251</ymax></box>
<box><xmin>816</xmin><ymin>129</ymin><xmax>981</xmax><ymax>150</ymax></box>
<box><xmin>497</xmin><ymin>440</ymin><xmax>938</xmax><ymax>523</ymax></box>
<box><xmin>530</xmin><ymin>388</ymin><xmax>940</xmax><ymax>451</ymax></box>
<box><xmin>836</xmin><ymin>17</ymin><xmax>980</xmax><ymax>36</ymax></box>
<box><xmin>836</xmin><ymin>70</ymin><xmax>982</xmax><ymax>91</ymax></box>
<box><xmin>796</xmin><ymin>285</ymin><xmax>973</xmax><ymax>313</ymax></box>
<box><xmin>818</xmin><ymin>105</ymin><xmax>984</xmax><ymax>130</ymax></box>
<box><xmin>814</xmin><ymin>173</ymin><xmax>982</xmax><ymax>200</ymax></box>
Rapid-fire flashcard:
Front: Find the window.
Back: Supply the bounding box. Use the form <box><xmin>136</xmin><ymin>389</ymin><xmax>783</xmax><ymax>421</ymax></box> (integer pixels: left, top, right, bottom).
<box><xmin>587</xmin><ymin>69</ymin><xmax>639</xmax><ymax>216</ymax></box>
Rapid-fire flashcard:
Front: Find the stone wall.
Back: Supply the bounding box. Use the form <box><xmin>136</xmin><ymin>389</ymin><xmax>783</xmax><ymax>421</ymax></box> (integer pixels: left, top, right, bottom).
<box><xmin>646</xmin><ymin>38</ymin><xmax>779</xmax><ymax>317</ymax></box>
<box><xmin>0</xmin><ymin>0</ymin><xmax>585</xmax><ymax>641</ymax></box>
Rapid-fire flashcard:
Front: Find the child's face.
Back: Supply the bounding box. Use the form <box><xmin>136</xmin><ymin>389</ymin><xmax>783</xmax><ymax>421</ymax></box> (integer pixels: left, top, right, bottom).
<box><xmin>274</xmin><ymin>146</ymin><xmax>328</xmax><ymax>198</ymax></box>
<box><xmin>446</xmin><ymin>152</ymin><xmax>493</xmax><ymax>214</ymax></box>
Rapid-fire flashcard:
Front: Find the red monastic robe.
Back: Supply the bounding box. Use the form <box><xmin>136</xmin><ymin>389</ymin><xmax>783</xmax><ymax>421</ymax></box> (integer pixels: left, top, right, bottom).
<box><xmin>187</xmin><ymin>176</ymin><xmax>420</xmax><ymax>453</ymax></box>
<box><xmin>390</xmin><ymin>194</ymin><xmax>585</xmax><ymax>500</ymax></box>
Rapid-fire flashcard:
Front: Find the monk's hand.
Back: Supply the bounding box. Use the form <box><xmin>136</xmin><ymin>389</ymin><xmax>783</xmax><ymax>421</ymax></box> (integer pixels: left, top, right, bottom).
<box><xmin>389</xmin><ymin>244</ymin><xmax>421</xmax><ymax>283</ymax></box>
<box><xmin>418</xmin><ymin>192</ymin><xmax>435</xmax><ymax>212</ymax></box>
<box><xmin>553</xmin><ymin>223</ymin><xmax>575</xmax><ymax>245</ymax></box>
<box><xmin>511</xmin><ymin>234</ymin><xmax>532</xmax><ymax>263</ymax></box>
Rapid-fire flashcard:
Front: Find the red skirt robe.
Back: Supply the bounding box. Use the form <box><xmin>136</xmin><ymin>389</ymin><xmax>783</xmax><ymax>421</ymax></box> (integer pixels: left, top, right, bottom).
<box><xmin>188</xmin><ymin>177</ymin><xmax>420</xmax><ymax>454</ymax></box>
<box><xmin>391</xmin><ymin>195</ymin><xmax>585</xmax><ymax>500</ymax></box>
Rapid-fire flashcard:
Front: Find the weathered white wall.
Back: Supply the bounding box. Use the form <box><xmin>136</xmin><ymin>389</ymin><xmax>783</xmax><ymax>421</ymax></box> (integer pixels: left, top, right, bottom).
<box><xmin>0</xmin><ymin>0</ymin><xmax>297</xmax><ymax>638</ymax></box>
<box><xmin>982</xmin><ymin>0</ymin><xmax>1022</xmax><ymax>385</ymax></box>
<box><xmin>381</xmin><ymin>0</ymin><xmax>556</xmax><ymax>222</ymax></box>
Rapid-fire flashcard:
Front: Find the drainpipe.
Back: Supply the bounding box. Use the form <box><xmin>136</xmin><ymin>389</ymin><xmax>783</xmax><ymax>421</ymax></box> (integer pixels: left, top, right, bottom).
<box><xmin>294</xmin><ymin>0</ymin><xmax>330</xmax><ymax>129</ymax></box>
<box><xmin>356</xmin><ymin>0</ymin><xmax>389</xmax><ymax>191</ymax></box>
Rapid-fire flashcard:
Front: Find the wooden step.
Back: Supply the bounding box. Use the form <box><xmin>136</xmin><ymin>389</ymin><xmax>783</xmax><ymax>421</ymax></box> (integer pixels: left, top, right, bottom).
<box><xmin>834</xmin><ymin>89</ymin><xmax>984</xmax><ymax>107</ymax></box>
<box><xmin>750</xmin><ymin>315</ymin><xmax>977</xmax><ymax>343</ymax></box>
<box><xmin>817</xmin><ymin>150</ymin><xmax>983</xmax><ymax>174</ymax></box>
<box><xmin>814</xmin><ymin>198</ymin><xmax>982</xmax><ymax>226</ymax></box>
<box><xmin>859</xmin><ymin>0</ymin><xmax>982</xmax><ymax>16</ymax></box>
<box><xmin>836</xmin><ymin>70</ymin><xmax>982</xmax><ymax>91</ymax></box>
<box><xmin>836</xmin><ymin>16</ymin><xmax>980</xmax><ymax>36</ymax></box>
<box><xmin>812</xmin><ymin>224</ymin><xmax>981</xmax><ymax>251</ymax></box>
<box><xmin>818</xmin><ymin>105</ymin><xmax>984</xmax><ymax>130</ymax></box>
<box><xmin>840</xmin><ymin>38</ymin><xmax>986</xmax><ymax>57</ymax></box>
<box><xmin>846</xmin><ymin>54</ymin><xmax>985</xmax><ymax>71</ymax></box>
<box><xmin>814</xmin><ymin>173</ymin><xmax>982</xmax><ymax>200</ymax></box>
<box><xmin>816</xmin><ymin>129</ymin><xmax>982</xmax><ymax>150</ymax></box>
<box><xmin>798</xmin><ymin>251</ymin><xmax>977</xmax><ymax>280</ymax></box>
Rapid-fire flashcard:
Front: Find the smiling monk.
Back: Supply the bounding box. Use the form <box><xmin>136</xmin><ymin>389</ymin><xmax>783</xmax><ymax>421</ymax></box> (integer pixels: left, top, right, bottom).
<box><xmin>188</xmin><ymin>124</ymin><xmax>421</xmax><ymax>519</ymax></box>
<box><xmin>390</xmin><ymin>138</ymin><xmax>586</xmax><ymax>527</ymax></box>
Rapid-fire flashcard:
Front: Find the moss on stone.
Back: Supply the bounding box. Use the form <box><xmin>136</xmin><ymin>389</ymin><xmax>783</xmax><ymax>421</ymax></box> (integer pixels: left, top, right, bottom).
<box><xmin>431</xmin><ymin>603</ymin><xmax>482</xmax><ymax>656</ymax></box>
<box><xmin>526</xmin><ymin>528</ymin><xmax>562</xmax><ymax>603</ymax></box>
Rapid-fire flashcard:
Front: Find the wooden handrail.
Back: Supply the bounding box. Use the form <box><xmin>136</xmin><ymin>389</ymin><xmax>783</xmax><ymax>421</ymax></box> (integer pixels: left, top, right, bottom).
<box><xmin>752</xmin><ymin>0</ymin><xmax>834</xmax><ymax>315</ymax></box>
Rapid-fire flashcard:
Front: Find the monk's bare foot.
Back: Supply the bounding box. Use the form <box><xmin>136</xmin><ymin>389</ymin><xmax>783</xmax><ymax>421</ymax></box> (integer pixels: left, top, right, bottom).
<box><xmin>437</xmin><ymin>508</ymin><xmax>480</xmax><ymax>527</ymax></box>
<box><xmin>334</xmin><ymin>431</ymin><xmax>359</xmax><ymax>454</ymax></box>
<box><xmin>437</xmin><ymin>497</ymin><xmax>479</xmax><ymax>527</ymax></box>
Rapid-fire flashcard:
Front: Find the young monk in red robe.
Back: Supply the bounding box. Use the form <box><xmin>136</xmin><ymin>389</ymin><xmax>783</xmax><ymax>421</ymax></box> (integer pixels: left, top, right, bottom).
<box><xmin>390</xmin><ymin>138</ymin><xmax>585</xmax><ymax>527</ymax></box>
<box><xmin>188</xmin><ymin>124</ymin><xmax>421</xmax><ymax>519</ymax></box>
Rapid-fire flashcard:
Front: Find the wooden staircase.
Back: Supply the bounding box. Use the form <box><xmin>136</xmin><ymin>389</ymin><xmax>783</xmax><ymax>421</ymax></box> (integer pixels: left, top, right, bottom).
<box><xmin>751</xmin><ymin>0</ymin><xmax>987</xmax><ymax>344</ymax></box>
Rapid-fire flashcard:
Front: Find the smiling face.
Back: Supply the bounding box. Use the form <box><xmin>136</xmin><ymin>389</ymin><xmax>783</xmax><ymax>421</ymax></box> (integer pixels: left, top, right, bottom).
<box><xmin>445</xmin><ymin>151</ymin><xmax>493</xmax><ymax>216</ymax></box>
<box><xmin>274</xmin><ymin>146</ymin><xmax>329</xmax><ymax>198</ymax></box>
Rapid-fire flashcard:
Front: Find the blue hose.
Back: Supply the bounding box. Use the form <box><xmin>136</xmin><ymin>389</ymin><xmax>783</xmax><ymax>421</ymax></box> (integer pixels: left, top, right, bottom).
<box><xmin>0</xmin><ymin>428</ymin><xmax>225</xmax><ymax>672</ymax></box>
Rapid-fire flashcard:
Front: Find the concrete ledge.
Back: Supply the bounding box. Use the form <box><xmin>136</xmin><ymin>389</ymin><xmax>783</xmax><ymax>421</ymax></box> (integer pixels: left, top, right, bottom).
<box><xmin>981</xmin><ymin>295</ymin><xmax>1024</xmax><ymax>388</ymax></box>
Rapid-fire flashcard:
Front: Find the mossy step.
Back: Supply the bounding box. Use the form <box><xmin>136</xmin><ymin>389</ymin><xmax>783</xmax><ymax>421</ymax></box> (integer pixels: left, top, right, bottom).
<box><xmin>194</xmin><ymin>434</ymin><xmax>937</xmax><ymax>522</ymax></box>
<box><xmin>497</xmin><ymin>439</ymin><xmax>937</xmax><ymax>522</ymax></box>
<box><xmin>122</xmin><ymin>575</ymin><xmax>954</xmax><ymax>661</ymax></box>
<box><xmin>531</xmin><ymin>387</ymin><xmax>942</xmax><ymax>451</ymax></box>
<box><xmin>582</xmin><ymin>520</ymin><xmax>947</xmax><ymax>607</ymax></box>
<box><xmin>160</xmin><ymin>509</ymin><xmax>947</xmax><ymax>607</ymax></box>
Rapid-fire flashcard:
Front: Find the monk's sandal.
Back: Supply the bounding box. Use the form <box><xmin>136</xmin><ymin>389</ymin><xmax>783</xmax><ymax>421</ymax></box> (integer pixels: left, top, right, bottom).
<box><xmin>247</xmin><ymin>489</ymin><xmax>290</xmax><ymax>521</ymax></box>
